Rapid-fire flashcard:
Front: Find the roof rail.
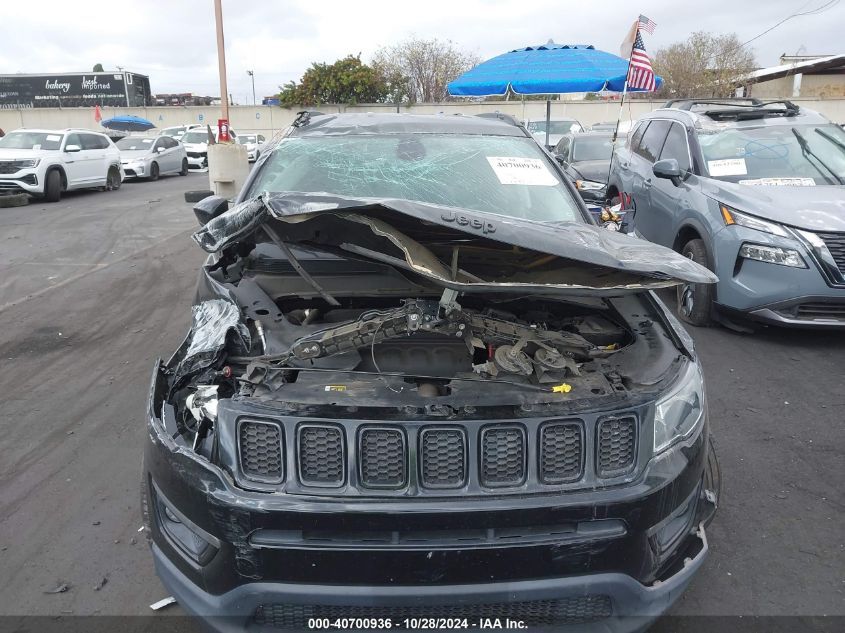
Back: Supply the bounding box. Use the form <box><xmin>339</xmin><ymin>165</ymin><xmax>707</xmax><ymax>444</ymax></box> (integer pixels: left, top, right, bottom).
<box><xmin>663</xmin><ymin>98</ymin><xmax>764</xmax><ymax>109</ymax></box>
<box><xmin>475</xmin><ymin>112</ymin><xmax>523</xmax><ymax>128</ymax></box>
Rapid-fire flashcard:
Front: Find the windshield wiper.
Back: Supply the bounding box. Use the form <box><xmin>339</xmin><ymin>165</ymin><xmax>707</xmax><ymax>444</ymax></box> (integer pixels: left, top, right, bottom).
<box><xmin>814</xmin><ymin>127</ymin><xmax>845</xmax><ymax>154</ymax></box>
<box><xmin>791</xmin><ymin>127</ymin><xmax>844</xmax><ymax>185</ymax></box>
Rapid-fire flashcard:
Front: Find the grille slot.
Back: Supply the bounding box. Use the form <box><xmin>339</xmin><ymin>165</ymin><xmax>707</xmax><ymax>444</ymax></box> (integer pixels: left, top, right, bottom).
<box><xmin>795</xmin><ymin>302</ymin><xmax>845</xmax><ymax>319</ymax></box>
<box><xmin>254</xmin><ymin>596</ymin><xmax>612</xmax><ymax>628</ymax></box>
<box><xmin>817</xmin><ymin>231</ymin><xmax>845</xmax><ymax>272</ymax></box>
<box><xmin>596</xmin><ymin>417</ymin><xmax>637</xmax><ymax>476</ymax></box>
<box><xmin>480</xmin><ymin>426</ymin><xmax>526</xmax><ymax>487</ymax></box>
<box><xmin>238</xmin><ymin>420</ymin><xmax>284</xmax><ymax>484</ymax></box>
<box><xmin>298</xmin><ymin>425</ymin><xmax>345</xmax><ymax>486</ymax></box>
<box><xmin>359</xmin><ymin>428</ymin><xmax>407</xmax><ymax>488</ymax></box>
<box><xmin>539</xmin><ymin>422</ymin><xmax>584</xmax><ymax>484</ymax></box>
<box><xmin>420</xmin><ymin>427</ymin><xmax>467</xmax><ymax>488</ymax></box>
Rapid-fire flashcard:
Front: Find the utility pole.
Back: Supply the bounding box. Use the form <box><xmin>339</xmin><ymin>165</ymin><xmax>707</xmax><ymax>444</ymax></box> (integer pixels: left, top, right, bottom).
<box><xmin>213</xmin><ymin>0</ymin><xmax>229</xmax><ymax>125</ymax></box>
<box><xmin>247</xmin><ymin>70</ymin><xmax>256</xmax><ymax>106</ymax></box>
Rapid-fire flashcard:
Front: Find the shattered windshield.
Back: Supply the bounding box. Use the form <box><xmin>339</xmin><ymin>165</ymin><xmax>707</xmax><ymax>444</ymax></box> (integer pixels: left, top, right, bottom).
<box><xmin>249</xmin><ymin>134</ymin><xmax>583</xmax><ymax>222</ymax></box>
<box><xmin>698</xmin><ymin>123</ymin><xmax>845</xmax><ymax>185</ymax></box>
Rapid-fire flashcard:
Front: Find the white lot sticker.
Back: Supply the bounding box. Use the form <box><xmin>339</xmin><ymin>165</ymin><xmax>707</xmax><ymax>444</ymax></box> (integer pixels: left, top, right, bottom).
<box><xmin>738</xmin><ymin>177</ymin><xmax>816</xmax><ymax>187</ymax></box>
<box><xmin>707</xmin><ymin>158</ymin><xmax>747</xmax><ymax>177</ymax></box>
<box><xmin>46</xmin><ymin>134</ymin><xmax>62</xmax><ymax>141</ymax></box>
<box><xmin>487</xmin><ymin>156</ymin><xmax>559</xmax><ymax>186</ymax></box>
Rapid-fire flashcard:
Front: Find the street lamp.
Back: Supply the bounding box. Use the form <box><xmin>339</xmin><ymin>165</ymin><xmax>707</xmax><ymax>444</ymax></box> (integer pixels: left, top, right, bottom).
<box><xmin>247</xmin><ymin>70</ymin><xmax>256</xmax><ymax>106</ymax></box>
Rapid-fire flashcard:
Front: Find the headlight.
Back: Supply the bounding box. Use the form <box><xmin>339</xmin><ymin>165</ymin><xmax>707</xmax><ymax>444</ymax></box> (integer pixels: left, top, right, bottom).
<box><xmin>576</xmin><ymin>179</ymin><xmax>605</xmax><ymax>191</ymax></box>
<box><xmin>15</xmin><ymin>159</ymin><xmax>40</xmax><ymax>169</ymax></box>
<box><xmin>739</xmin><ymin>243</ymin><xmax>806</xmax><ymax>268</ymax></box>
<box><xmin>653</xmin><ymin>361</ymin><xmax>705</xmax><ymax>454</ymax></box>
<box><xmin>720</xmin><ymin>205</ymin><xmax>789</xmax><ymax>237</ymax></box>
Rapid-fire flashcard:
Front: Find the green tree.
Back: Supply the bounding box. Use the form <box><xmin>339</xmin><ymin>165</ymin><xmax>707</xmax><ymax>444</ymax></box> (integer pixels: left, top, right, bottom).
<box><xmin>372</xmin><ymin>37</ymin><xmax>481</xmax><ymax>103</ymax></box>
<box><xmin>279</xmin><ymin>54</ymin><xmax>390</xmax><ymax>106</ymax></box>
<box><xmin>92</xmin><ymin>63</ymin><xmax>104</xmax><ymax>72</ymax></box>
<box><xmin>653</xmin><ymin>32</ymin><xmax>757</xmax><ymax>99</ymax></box>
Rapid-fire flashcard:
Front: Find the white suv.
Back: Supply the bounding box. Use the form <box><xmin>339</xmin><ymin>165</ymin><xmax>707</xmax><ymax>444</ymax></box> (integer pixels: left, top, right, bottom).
<box><xmin>181</xmin><ymin>126</ymin><xmax>238</xmax><ymax>170</ymax></box>
<box><xmin>0</xmin><ymin>128</ymin><xmax>124</xmax><ymax>202</ymax></box>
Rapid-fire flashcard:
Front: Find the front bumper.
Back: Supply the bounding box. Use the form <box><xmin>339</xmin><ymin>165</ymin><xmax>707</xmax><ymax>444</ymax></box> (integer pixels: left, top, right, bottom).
<box><xmin>0</xmin><ymin>171</ymin><xmax>41</xmax><ymax>194</ymax></box>
<box><xmin>153</xmin><ymin>523</ymin><xmax>708</xmax><ymax>633</ymax></box>
<box><xmin>187</xmin><ymin>152</ymin><xmax>208</xmax><ymax>168</ymax></box>
<box><xmin>712</xmin><ymin>225</ymin><xmax>845</xmax><ymax>326</ymax></box>
<box><xmin>144</xmin><ymin>360</ymin><xmax>715</xmax><ymax>632</ymax></box>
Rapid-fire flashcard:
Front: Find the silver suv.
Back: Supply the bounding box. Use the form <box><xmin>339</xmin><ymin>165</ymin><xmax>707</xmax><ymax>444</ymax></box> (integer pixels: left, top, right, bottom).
<box><xmin>0</xmin><ymin>128</ymin><xmax>124</xmax><ymax>202</ymax></box>
<box><xmin>608</xmin><ymin>99</ymin><xmax>845</xmax><ymax>329</ymax></box>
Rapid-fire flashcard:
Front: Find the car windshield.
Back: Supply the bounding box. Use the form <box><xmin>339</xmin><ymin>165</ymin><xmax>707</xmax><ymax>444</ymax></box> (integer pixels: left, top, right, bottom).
<box><xmin>698</xmin><ymin>122</ymin><xmax>845</xmax><ymax>185</ymax></box>
<box><xmin>249</xmin><ymin>134</ymin><xmax>583</xmax><ymax>223</ymax></box>
<box><xmin>528</xmin><ymin>120</ymin><xmax>580</xmax><ymax>135</ymax></box>
<box><xmin>161</xmin><ymin>127</ymin><xmax>185</xmax><ymax>136</ymax></box>
<box><xmin>0</xmin><ymin>131</ymin><xmax>63</xmax><ymax>151</ymax></box>
<box><xmin>182</xmin><ymin>131</ymin><xmax>211</xmax><ymax>144</ymax></box>
<box><xmin>572</xmin><ymin>136</ymin><xmax>615</xmax><ymax>162</ymax></box>
<box><xmin>240</xmin><ymin>135</ymin><xmax>258</xmax><ymax>144</ymax></box>
<box><xmin>116</xmin><ymin>137</ymin><xmax>155</xmax><ymax>150</ymax></box>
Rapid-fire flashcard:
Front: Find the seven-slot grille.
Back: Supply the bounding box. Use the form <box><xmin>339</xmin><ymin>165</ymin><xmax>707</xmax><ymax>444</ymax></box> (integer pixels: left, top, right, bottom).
<box><xmin>298</xmin><ymin>425</ymin><xmax>345</xmax><ymax>486</ymax></box>
<box><xmin>359</xmin><ymin>428</ymin><xmax>407</xmax><ymax>488</ymax></box>
<box><xmin>817</xmin><ymin>232</ymin><xmax>845</xmax><ymax>273</ymax></box>
<box><xmin>539</xmin><ymin>422</ymin><xmax>584</xmax><ymax>484</ymax></box>
<box><xmin>420</xmin><ymin>428</ymin><xmax>467</xmax><ymax>488</ymax></box>
<box><xmin>238</xmin><ymin>417</ymin><xmax>639</xmax><ymax>491</ymax></box>
<box><xmin>596</xmin><ymin>417</ymin><xmax>637</xmax><ymax>476</ymax></box>
<box><xmin>480</xmin><ymin>426</ymin><xmax>526</xmax><ymax>487</ymax></box>
<box><xmin>238</xmin><ymin>420</ymin><xmax>284</xmax><ymax>483</ymax></box>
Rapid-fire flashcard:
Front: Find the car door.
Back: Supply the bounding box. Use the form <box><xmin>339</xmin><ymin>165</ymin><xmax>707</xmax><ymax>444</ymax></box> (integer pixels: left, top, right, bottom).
<box><xmin>626</xmin><ymin>120</ymin><xmax>671</xmax><ymax>243</ymax></box>
<box><xmin>61</xmin><ymin>133</ymin><xmax>88</xmax><ymax>187</ymax></box>
<box><xmin>646</xmin><ymin>121</ymin><xmax>695</xmax><ymax>247</ymax></box>
<box><xmin>80</xmin><ymin>133</ymin><xmax>108</xmax><ymax>184</ymax></box>
<box><xmin>153</xmin><ymin>137</ymin><xmax>176</xmax><ymax>173</ymax></box>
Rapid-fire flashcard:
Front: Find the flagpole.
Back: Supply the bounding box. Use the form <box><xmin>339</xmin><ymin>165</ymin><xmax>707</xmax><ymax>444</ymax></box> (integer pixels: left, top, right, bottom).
<box><xmin>604</xmin><ymin>26</ymin><xmax>639</xmax><ymax>203</ymax></box>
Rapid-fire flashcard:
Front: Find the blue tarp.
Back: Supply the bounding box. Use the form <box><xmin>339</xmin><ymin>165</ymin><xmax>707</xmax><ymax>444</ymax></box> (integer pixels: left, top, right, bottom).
<box><xmin>448</xmin><ymin>44</ymin><xmax>661</xmax><ymax>96</ymax></box>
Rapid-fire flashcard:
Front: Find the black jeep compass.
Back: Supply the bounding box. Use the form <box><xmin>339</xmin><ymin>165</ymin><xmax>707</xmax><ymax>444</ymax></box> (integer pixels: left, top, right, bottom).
<box><xmin>142</xmin><ymin>112</ymin><xmax>719</xmax><ymax>633</ymax></box>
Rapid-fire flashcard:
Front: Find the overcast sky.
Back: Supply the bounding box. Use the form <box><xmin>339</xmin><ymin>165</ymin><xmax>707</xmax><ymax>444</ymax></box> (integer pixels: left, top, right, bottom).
<box><xmin>1</xmin><ymin>0</ymin><xmax>842</xmax><ymax>103</ymax></box>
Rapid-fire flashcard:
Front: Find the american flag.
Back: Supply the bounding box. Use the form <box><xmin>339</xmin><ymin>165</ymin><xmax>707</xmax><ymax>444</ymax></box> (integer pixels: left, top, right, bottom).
<box><xmin>638</xmin><ymin>14</ymin><xmax>657</xmax><ymax>34</ymax></box>
<box><xmin>627</xmin><ymin>30</ymin><xmax>656</xmax><ymax>91</ymax></box>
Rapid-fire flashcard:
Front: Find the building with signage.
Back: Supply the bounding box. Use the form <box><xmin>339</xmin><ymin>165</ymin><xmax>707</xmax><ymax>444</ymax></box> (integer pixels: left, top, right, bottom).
<box><xmin>0</xmin><ymin>71</ymin><xmax>151</xmax><ymax>108</ymax></box>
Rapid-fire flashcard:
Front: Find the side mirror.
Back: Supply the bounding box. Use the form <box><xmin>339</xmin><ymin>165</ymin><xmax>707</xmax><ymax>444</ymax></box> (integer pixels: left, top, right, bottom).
<box><xmin>191</xmin><ymin>194</ymin><xmax>228</xmax><ymax>226</ymax></box>
<box><xmin>554</xmin><ymin>154</ymin><xmax>566</xmax><ymax>165</ymax></box>
<box><xmin>653</xmin><ymin>158</ymin><xmax>683</xmax><ymax>186</ymax></box>
<box><xmin>156</xmin><ymin>146</ymin><xmax>166</xmax><ymax>153</ymax></box>
<box><xmin>64</xmin><ymin>144</ymin><xmax>81</xmax><ymax>153</ymax></box>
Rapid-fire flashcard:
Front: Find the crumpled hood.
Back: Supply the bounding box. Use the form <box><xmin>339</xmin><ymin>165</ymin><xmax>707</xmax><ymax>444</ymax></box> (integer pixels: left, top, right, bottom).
<box><xmin>704</xmin><ymin>181</ymin><xmax>845</xmax><ymax>232</ymax></box>
<box><xmin>569</xmin><ymin>159</ymin><xmax>611</xmax><ymax>184</ymax></box>
<box><xmin>193</xmin><ymin>192</ymin><xmax>717</xmax><ymax>295</ymax></box>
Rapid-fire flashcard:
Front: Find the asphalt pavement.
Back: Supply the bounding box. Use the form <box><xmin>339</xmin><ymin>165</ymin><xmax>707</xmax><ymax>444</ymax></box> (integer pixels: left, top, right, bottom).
<box><xmin>0</xmin><ymin>176</ymin><xmax>842</xmax><ymax>629</ymax></box>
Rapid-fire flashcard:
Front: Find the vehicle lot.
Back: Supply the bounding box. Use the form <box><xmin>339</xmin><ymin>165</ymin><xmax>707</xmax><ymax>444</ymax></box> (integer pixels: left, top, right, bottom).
<box><xmin>0</xmin><ymin>178</ymin><xmax>842</xmax><ymax>626</ymax></box>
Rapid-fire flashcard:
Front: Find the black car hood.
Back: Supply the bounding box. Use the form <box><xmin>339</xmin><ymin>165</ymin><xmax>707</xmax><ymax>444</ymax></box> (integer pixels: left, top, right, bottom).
<box><xmin>704</xmin><ymin>181</ymin><xmax>845</xmax><ymax>232</ymax></box>
<box><xmin>193</xmin><ymin>192</ymin><xmax>716</xmax><ymax>296</ymax></box>
<box><xmin>569</xmin><ymin>159</ymin><xmax>611</xmax><ymax>184</ymax></box>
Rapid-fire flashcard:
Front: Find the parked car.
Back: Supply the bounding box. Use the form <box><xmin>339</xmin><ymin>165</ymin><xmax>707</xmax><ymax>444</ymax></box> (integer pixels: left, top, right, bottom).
<box><xmin>117</xmin><ymin>135</ymin><xmax>188</xmax><ymax>180</ymax></box>
<box><xmin>607</xmin><ymin>98</ymin><xmax>845</xmax><ymax>329</ymax></box>
<box><xmin>142</xmin><ymin>112</ymin><xmax>719</xmax><ymax>633</ymax></box>
<box><xmin>158</xmin><ymin>125</ymin><xmax>202</xmax><ymax>141</ymax></box>
<box><xmin>553</xmin><ymin>132</ymin><xmax>624</xmax><ymax>212</ymax></box>
<box><xmin>181</xmin><ymin>127</ymin><xmax>238</xmax><ymax>169</ymax></box>
<box><xmin>526</xmin><ymin>118</ymin><xmax>584</xmax><ymax>149</ymax></box>
<box><xmin>238</xmin><ymin>133</ymin><xmax>266</xmax><ymax>162</ymax></box>
<box><xmin>0</xmin><ymin>128</ymin><xmax>123</xmax><ymax>202</ymax></box>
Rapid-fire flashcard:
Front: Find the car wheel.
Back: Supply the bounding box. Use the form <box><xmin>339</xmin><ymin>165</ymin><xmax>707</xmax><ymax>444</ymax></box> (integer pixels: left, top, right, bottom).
<box><xmin>106</xmin><ymin>167</ymin><xmax>121</xmax><ymax>191</ymax></box>
<box><xmin>44</xmin><ymin>169</ymin><xmax>62</xmax><ymax>202</ymax></box>
<box><xmin>180</xmin><ymin>158</ymin><xmax>189</xmax><ymax>176</ymax></box>
<box><xmin>149</xmin><ymin>162</ymin><xmax>160</xmax><ymax>181</ymax></box>
<box><xmin>677</xmin><ymin>238</ymin><xmax>714</xmax><ymax>327</ymax></box>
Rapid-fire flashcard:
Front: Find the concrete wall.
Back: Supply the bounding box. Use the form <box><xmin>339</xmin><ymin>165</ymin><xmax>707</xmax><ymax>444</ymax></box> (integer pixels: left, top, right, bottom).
<box><xmin>2</xmin><ymin>97</ymin><xmax>845</xmax><ymax>136</ymax></box>
<box><xmin>749</xmin><ymin>74</ymin><xmax>845</xmax><ymax>100</ymax></box>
